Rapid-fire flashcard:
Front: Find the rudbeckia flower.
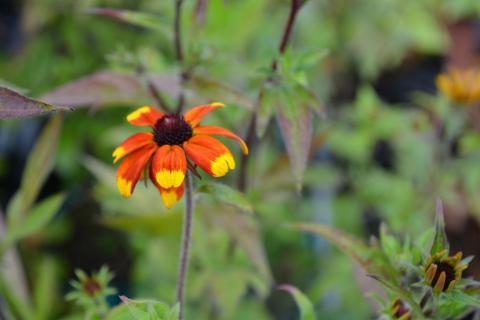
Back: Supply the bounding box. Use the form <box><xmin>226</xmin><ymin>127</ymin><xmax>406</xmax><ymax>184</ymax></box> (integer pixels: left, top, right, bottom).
<box><xmin>113</xmin><ymin>103</ymin><xmax>248</xmax><ymax>208</ymax></box>
<box><xmin>436</xmin><ymin>68</ymin><xmax>480</xmax><ymax>105</ymax></box>
<box><xmin>424</xmin><ymin>249</ymin><xmax>468</xmax><ymax>293</ymax></box>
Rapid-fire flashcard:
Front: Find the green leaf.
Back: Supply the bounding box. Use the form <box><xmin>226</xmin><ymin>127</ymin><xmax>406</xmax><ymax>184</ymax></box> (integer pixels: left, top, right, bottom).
<box><xmin>0</xmin><ymin>272</ymin><xmax>33</xmax><ymax>320</ymax></box>
<box><xmin>369</xmin><ymin>275</ymin><xmax>425</xmax><ymax>319</ymax></box>
<box><xmin>8</xmin><ymin>193</ymin><xmax>65</xmax><ymax>243</ymax></box>
<box><xmin>86</xmin><ymin>8</ymin><xmax>169</xmax><ymax>34</ymax></box>
<box><xmin>197</xmin><ymin>181</ymin><xmax>253</xmax><ymax>213</ymax></box>
<box><xmin>443</xmin><ymin>290</ymin><xmax>480</xmax><ymax>308</ymax></box>
<box><xmin>7</xmin><ymin>114</ymin><xmax>62</xmax><ymax>227</ymax></box>
<box><xmin>276</xmin><ymin>108</ymin><xmax>313</xmax><ymax>191</ymax></box>
<box><xmin>212</xmin><ymin>209</ymin><xmax>272</xmax><ymax>285</ymax></box>
<box><xmin>278</xmin><ymin>285</ymin><xmax>316</xmax><ymax>320</ymax></box>
<box><xmin>430</xmin><ymin>198</ymin><xmax>449</xmax><ymax>255</ymax></box>
<box><xmin>0</xmin><ymin>87</ymin><xmax>71</xmax><ymax>119</ymax></box>
<box><xmin>293</xmin><ymin>223</ymin><xmax>371</xmax><ymax>270</ymax></box>
<box><xmin>106</xmin><ymin>296</ymin><xmax>178</xmax><ymax>320</ymax></box>
<box><xmin>33</xmin><ymin>257</ymin><xmax>58</xmax><ymax>320</ymax></box>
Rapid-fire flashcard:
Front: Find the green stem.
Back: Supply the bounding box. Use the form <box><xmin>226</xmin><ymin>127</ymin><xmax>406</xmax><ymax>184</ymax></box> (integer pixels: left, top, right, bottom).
<box><xmin>175</xmin><ymin>173</ymin><xmax>194</xmax><ymax>320</ymax></box>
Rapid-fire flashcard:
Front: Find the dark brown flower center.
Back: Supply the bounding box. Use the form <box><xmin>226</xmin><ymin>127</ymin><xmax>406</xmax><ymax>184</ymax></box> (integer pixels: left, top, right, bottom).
<box><xmin>82</xmin><ymin>278</ymin><xmax>101</xmax><ymax>296</ymax></box>
<box><xmin>431</xmin><ymin>261</ymin><xmax>456</xmax><ymax>291</ymax></box>
<box><xmin>153</xmin><ymin>114</ymin><xmax>193</xmax><ymax>146</ymax></box>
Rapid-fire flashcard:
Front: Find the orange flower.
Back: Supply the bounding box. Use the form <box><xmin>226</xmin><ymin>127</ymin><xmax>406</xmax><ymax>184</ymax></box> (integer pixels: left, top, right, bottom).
<box><xmin>113</xmin><ymin>103</ymin><xmax>248</xmax><ymax>208</ymax></box>
<box><xmin>436</xmin><ymin>68</ymin><xmax>480</xmax><ymax>105</ymax></box>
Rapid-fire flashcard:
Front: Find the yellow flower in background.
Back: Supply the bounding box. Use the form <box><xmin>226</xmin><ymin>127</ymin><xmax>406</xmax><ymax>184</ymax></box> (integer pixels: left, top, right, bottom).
<box><xmin>424</xmin><ymin>250</ymin><xmax>468</xmax><ymax>293</ymax></box>
<box><xmin>436</xmin><ymin>68</ymin><xmax>480</xmax><ymax>105</ymax></box>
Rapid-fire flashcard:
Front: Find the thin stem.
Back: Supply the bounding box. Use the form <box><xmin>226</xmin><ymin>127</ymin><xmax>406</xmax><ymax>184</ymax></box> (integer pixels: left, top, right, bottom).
<box><xmin>174</xmin><ymin>0</ymin><xmax>184</xmax><ymax>64</ymax></box>
<box><xmin>272</xmin><ymin>0</ymin><xmax>303</xmax><ymax>70</ymax></box>
<box><xmin>238</xmin><ymin>0</ymin><xmax>305</xmax><ymax>191</ymax></box>
<box><xmin>174</xmin><ymin>0</ymin><xmax>188</xmax><ymax>113</ymax></box>
<box><xmin>176</xmin><ymin>173</ymin><xmax>194</xmax><ymax>320</ymax></box>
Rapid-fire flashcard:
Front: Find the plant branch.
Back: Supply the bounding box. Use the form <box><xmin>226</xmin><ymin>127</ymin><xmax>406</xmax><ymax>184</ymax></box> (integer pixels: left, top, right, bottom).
<box><xmin>176</xmin><ymin>173</ymin><xmax>194</xmax><ymax>320</ymax></box>
<box><xmin>238</xmin><ymin>0</ymin><xmax>305</xmax><ymax>191</ymax></box>
<box><xmin>174</xmin><ymin>0</ymin><xmax>189</xmax><ymax>113</ymax></box>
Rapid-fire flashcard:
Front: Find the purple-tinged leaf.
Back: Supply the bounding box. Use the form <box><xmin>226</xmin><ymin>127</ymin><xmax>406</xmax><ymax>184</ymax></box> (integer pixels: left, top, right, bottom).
<box><xmin>0</xmin><ymin>87</ymin><xmax>71</xmax><ymax>120</ymax></box>
<box><xmin>41</xmin><ymin>71</ymin><xmax>178</xmax><ymax>108</ymax></box>
<box><xmin>85</xmin><ymin>8</ymin><xmax>169</xmax><ymax>34</ymax></box>
<box><xmin>276</xmin><ymin>108</ymin><xmax>313</xmax><ymax>191</ymax></box>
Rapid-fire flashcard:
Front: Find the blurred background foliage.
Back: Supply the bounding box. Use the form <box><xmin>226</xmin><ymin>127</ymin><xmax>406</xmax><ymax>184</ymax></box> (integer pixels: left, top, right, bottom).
<box><xmin>1</xmin><ymin>0</ymin><xmax>480</xmax><ymax>319</ymax></box>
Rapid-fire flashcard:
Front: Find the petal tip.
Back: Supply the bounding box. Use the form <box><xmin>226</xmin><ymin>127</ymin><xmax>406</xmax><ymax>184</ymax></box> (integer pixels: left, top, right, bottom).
<box><xmin>126</xmin><ymin>106</ymin><xmax>152</xmax><ymax>122</ymax></box>
<box><xmin>117</xmin><ymin>178</ymin><xmax>133</xmax><ymax>198</ymax></box>
<box><xmin>210</xmin><ymin>102</ymin><xmax>225</xmax><ymax>108</ymax></box>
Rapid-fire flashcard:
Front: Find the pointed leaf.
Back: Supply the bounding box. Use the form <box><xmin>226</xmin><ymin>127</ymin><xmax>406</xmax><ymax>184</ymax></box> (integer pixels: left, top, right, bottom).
<box><xmin>431</xmin><ymin>198</ymin><xmax>449</xmax><ymax>255</ymax></box>
<box><xmin>212</xmin><ymin>209</ymin><xmax>272</xmax><ymax>284</ymax></box>
<box><xmin>106</xmin><ymin>296</ymin><xmax>177</xmax><ymax>320</ymax></box>
<box><xmin>276</xmin><ymin>108</ymin><xmax>313</xmax><ymax>191</ymax></box>
<box><xmin>197</xmin><ymin>181</ymin><xmax>253</xmax><ymax>213</ymax></box>
<box><xmin>278</xmin><ymin>285</ymin><xmax>316</xmax><ymax>320</ymax></box>
<box><xmin>7</xmin><ymin>114</ymin><xmax>62</xmax><ymax>226</ymax></box>
<box><xmin>293</xmin><ymin>223</ymin><xmax>371</xmax><ymax>270</ymax></box>
<box><xmin>41</xmin><ymin>71</ymin><xmax>178</xmax><ymax>108</ymax></box>
<box><xmin>8</xmin><ymin>193</ymin><xmax>65</xmax><ymax>243</ymax></box>
<box><xmin>0</xmin><ymin>87</ymin><xmax>71</xmax><ymax>119</ymax></box>
<box><xmin>86</xmin><ymin>8</ymin><xmax>169</xmax><ymax>34</ymax></box>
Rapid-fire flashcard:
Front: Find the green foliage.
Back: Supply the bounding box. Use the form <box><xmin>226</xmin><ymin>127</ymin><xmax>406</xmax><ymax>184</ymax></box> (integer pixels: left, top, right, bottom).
<box><xmin>2</xmin><ymin>0</ymin><xmax>480</xmax><ymax>319</ymax></box>
<box><xmin>279</xmin><ymin>285</ymin><xmax>317</xmax><ymax>320</ymax></box>
<box><xmin>107</xmin><ymin>297</ymin><xmax>178</xmax><ymax>320</ymax></box>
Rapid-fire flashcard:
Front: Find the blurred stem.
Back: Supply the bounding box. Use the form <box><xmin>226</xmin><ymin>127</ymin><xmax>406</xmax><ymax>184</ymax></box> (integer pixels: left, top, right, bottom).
<box><xmin>176</xmin><ymin>173</ymin><xmax>193</xmax><ymax>320</ymax></box>
<box><xmin>174</xmin><ymin>0</ymin><xmax>188</xmax><ymax>113</ymax></box>
<box><xmin>238</xmin><ymin>0</ymin><xmax>305</xmax><ymax>191</ymax></box>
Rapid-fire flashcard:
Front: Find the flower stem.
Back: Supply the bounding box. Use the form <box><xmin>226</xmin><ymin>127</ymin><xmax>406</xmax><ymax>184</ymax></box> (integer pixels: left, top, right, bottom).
<box><xmin>176</xmin><ymin>172</ymin><xmax>194</xmax><ymax>320</ymax></box>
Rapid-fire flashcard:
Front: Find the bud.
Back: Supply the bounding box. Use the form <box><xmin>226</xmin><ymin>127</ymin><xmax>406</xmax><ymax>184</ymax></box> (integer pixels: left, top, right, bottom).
<box><xmin>424</xmin><ymin>250</ymin><xmax>468</xmax><ymax>293</ymax></box>
<box><xmin>390</xmin><ymin>298</ymin><xmax>411</xmax><ymax>320</ymax></box>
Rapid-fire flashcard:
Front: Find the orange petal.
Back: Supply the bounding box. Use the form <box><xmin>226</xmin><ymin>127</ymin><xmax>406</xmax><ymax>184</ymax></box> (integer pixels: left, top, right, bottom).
<box><xmin>151</xmin><ymin>145</ymin><xmax>187</xmax><ymax>189</ymax></box>
<box><xmin>183</xmin><ymin>135</ymin><xmax>235</xmax><ymax>177</ymax></box>
<box><xmin>112</xmin><ymin>132</ymin><xmax>154</xmax><ymax>163</ymax></box>
<box><xmin>127</xmin><ymin>106</ymin><xmax>164</xmax><ymax>127</ymax></box>
<box><xmin>183</xmin><ymin>102</ymin><xmax>225</xmax><ymax>127</ymax></box>
<box><xmin>116</xmin><ymin>144</ymin><xmax>156</xmax><ymax>197</ymax></box>
<box><xmin>193</xmin><ymin>126</ymin><xmax>248</xmax><ymax>155</ymax></box>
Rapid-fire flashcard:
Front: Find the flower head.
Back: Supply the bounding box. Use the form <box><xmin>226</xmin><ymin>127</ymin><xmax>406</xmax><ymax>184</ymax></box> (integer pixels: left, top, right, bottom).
<box><xmin>436</xmin><ymin>68</ymin><xmax>480</xmax><ymax>105</ymax></box>
<box><xmin>66</xmin><ymin>266</ymin><xmax>116</xmax><ymax>308</ymax></box>
<box><xmin>113</xmin><ymin>103</ymin><xmax>248</xmax><ymax>208</ymax></box>
<box><xmin>424</xmin><ymin>249</ymin><xmax>468</xmax><ymax>293</ymax></box>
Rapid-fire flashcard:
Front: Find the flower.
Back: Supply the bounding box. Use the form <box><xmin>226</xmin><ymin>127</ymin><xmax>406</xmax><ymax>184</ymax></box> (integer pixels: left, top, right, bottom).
<box><xmin>66</xmin><ymin>266</ymin><xmax>116</xmax><ymax>305</ymax></box>
<box><xmin>436</xmin><ymin>68</ymin><xmax>480</xmax><ymax>105</ymax></box>
<box><xmin>113</xmin><ymin>102</ymin><xmax>248</xmax><ymax>208</ymax></box>
<box><xmin>390</xmin><ymin>298</ymin><xmax>411</xmax><ymax>320</ymax></box>
<box><xmin>424</xmin><ymin>249</ymin><xmax>468</xmax><ymax>293</ymax></box>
